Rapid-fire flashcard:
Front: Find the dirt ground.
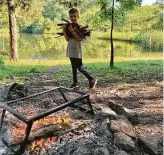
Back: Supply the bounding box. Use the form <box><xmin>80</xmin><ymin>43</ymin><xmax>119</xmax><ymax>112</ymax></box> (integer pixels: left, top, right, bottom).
<box><xmin>88</xmin><ymin>82</ymin><xmax>163</xmax><ymax>140</ymax></box>
<box><xmin>0</xmin><ymin>68</ymin><xmax>163</xmax><ymax>154</ymax></box>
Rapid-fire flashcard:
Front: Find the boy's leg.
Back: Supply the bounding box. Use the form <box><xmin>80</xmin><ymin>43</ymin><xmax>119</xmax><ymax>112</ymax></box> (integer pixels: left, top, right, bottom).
<box><xmin>70</xmin><ymin>58</ymin><xmax>78</xmax><ymax>86</ymax></box>
<box><xmin>77</xmin><ymin>59</ymin><xmax>97</xmax><ymax>88</ymax></box>
<box><xmin>76</xmin><ymin>59</ymin><xmax>93</xmax><ymax>81</ymax></box>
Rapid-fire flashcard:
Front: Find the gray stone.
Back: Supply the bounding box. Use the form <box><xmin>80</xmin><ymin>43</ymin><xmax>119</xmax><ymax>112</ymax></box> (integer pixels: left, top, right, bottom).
<box><xmin>157</xmin><ymin>139</ymin><xmax>163</xmax><ymax>155</ymax></box>
<box><xmin>0</xmin><ymin>140</ymin><xmax>8</xmax><ymax>155</ymax></box>
<box><xmin>113</xmin><ymin>132</ymin><xmax>135</xmax><ymax>151</ymax></box>
<box><xmin>108</xmin><ymin>100</ymin><xmax>128</xmax><ymax>117</ymax></box>
<box><xmin>108</xmin><ymin>100</ymin><xmax>139</xmax><ymax>125</ymax></box>
<box><xmin>114</xmin><ymin>150</ymin><xmax>129</xmax><ymax>155</ymax></box>
<box><xmin>101</xmin><ymin>107</ymin><xmax>117</xmax><ymax>118</ymax></box>
<box><xmin>138</xmin><ymin>135</ymin><xmax>159</xmax><ymax>155</ymax></box>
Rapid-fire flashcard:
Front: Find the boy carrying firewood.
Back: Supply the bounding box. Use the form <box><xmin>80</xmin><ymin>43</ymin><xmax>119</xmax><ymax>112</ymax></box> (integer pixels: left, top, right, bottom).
<box><xmin>62</xmin><ymin>8</ymin><xmax>97</xmax><ymax>89</ymax></box>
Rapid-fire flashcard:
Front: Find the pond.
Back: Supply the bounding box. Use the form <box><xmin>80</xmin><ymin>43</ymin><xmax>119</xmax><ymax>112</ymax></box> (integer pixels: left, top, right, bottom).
<box><xmin>0</xmin><ymin>32</ymin><xmax>162</xmax><ymax>61</ymax></box>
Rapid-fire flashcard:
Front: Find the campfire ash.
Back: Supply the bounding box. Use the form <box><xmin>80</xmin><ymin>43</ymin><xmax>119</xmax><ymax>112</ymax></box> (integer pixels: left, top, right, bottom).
<box><xmin>0</xmin><ymin>87</ymin><xmax>94</xmax><ymax>154</ymax></box>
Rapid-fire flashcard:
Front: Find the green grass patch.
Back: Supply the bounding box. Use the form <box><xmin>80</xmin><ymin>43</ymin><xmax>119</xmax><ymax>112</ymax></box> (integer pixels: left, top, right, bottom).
<box><xmin>52</xmin><ymin>60</ymin><xmax>163</xmax><ymax>85</ymax></box>
<box><xmin>0</xmin><ymin>65</ymin><xmax>48</xmax><ymax>83</ymax></box>
<box><xmin>0</xmin><ymin>60</ymin><xmax>162</xmax><ymax>85</ymax></box>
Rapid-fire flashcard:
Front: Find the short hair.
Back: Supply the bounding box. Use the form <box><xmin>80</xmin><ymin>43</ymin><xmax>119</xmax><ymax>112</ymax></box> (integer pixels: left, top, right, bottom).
<box><xmin>69</xmin><ymin>8</ymin><xmax>79</xmax><ymax>14</ymax></box>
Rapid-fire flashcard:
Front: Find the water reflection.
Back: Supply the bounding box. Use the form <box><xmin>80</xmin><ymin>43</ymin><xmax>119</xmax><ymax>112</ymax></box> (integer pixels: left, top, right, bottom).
<box><xmin>0</xmin><ymin>33</ymin><xmax>162</xmax><ymax>60</ymax></box>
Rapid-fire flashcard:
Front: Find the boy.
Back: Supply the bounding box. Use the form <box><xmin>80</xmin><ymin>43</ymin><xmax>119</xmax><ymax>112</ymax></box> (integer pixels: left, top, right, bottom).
<box><xmin>62</xmin><ymin>8</ymin><xmax>97</xmax><ymax>89</ymax></box>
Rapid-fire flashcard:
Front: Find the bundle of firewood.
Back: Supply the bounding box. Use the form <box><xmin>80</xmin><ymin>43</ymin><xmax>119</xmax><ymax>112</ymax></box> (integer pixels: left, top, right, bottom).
<box><xmin>56</xmin><ymin>19</ymin><xmax>92</xmax><ymax>39</ymax></box>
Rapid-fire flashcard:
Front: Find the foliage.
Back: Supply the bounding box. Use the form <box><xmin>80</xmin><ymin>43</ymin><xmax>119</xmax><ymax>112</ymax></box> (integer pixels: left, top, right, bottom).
<box><xmin>125</xmin><ymin>5</ymin><xmax>163</xmax><ymax>32</ymax></box>
<box><xmin>16</xmin><ymin>2</ymin><xmax>44</xmax><ymax>26</ymax></box>
<box><xmin>1</xmin><ymin>0</ymin><xmax>162</xmax><ymax>34</ymax></box>
<box><xmin>0</xmin><ymin>5</ymin><xmax>8</xmax><ymax>28</ymax></box>
<box><xmin>56</xmin><ymin>0</ymin><xmax>83</xmax><ymax>8</ymax></box>
<box><xmin>132</xmin><ymin>31</ymin><xmax>163</xmax><ymax>51</ymax></box>
<box><xmin>0</xmin><ymin>56</ymin><xmax>5</xmax><ymax>68</ymax></box>
<box><xmin>19</xmin><ymin>18</ymin><xmax>45</xmax><ymax>34</ymax></box>
<box><xmin>43</xmin><ymin>1</ymin><xmax>67</xmax><ymax>21</ymax></box>
<box><xmin>96</xmin><ymin>0</ymin><xmax>142</xmax><ymax>29</ymax></box>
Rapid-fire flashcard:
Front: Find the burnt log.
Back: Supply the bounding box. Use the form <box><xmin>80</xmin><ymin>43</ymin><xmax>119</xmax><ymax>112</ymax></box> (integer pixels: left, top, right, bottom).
<box><xmin>7</xmin><ymin>120</ymin><xmax>91</xmax><ymax>146</ymax></box>
<box><xmin>7</xmin><ymin>83</ymin><xmax>28</xmax><ymax>100</ymax></box>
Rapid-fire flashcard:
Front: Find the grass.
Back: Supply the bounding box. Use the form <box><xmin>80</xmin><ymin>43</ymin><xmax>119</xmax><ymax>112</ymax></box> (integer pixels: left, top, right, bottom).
<box><xmin>0</xmin><ymin>60</ymin><xmax>163</xmax><ymax>85</ymax></box>
<box><xmin>0</xmin><ymin>65</ymin><xmax>48</xmax><ymax>83</ymax></box>
<box><xmin>51</xmin><ymin>60</ymin><xmax>163</xmax><ymax>86</ymax></box>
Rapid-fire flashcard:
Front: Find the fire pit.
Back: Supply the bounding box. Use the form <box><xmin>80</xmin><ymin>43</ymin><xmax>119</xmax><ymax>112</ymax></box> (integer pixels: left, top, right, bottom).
<box><xmin>0</xmin><ymin>86</ymin><xmax>94</xmax><ymax>154</ymax></box>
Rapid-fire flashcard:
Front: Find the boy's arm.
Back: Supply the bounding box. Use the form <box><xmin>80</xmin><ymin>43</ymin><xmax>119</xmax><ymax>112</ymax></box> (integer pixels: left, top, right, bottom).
<box><xmin>62</xmin><ymin>25</ymin><xmax>69</xmax><ymax>41</ymax></box>
<box><xmin>68</xmin><ymin>24</ymin><xmax>82</xmax><ymax>41</ymax></box>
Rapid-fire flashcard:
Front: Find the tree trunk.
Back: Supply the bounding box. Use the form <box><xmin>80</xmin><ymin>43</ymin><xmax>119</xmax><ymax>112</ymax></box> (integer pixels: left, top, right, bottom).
<box><xmin>7</xmin><ymin>0</ymin><xmax>18</xmax><ymax>61</ymax></box>
<box><xmin>110</xmin><ymin>0</ymin><xmax>114</xmax><ymax>68</ymax></box>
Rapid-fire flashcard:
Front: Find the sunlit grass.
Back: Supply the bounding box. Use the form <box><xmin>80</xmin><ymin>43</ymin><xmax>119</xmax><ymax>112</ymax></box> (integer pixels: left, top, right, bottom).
<box><xmin>5</xmin><ymin>55</ymin><xmax>163</xmax><ymax>66</ymax></box>
<box><xmin>0</xmin><ymin>65</ymin><xmax>48</xmax><ymax>83</ymax></box>
<box><xmin>52</xmin><ymin>60</ymin><xmax>163</xmax><ymax>87</ymax></box>
<box><xmin>1</xmin><ymin>59</ymin><xmax>163</xmax><ymax>84</ymax></box>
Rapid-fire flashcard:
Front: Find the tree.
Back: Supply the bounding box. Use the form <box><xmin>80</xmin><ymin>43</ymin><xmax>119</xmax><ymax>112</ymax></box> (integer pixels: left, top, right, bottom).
<box><xmin>56</xmin><ymin>0</ymin><xmax>83</xmax><ymax>8</ymax></box>
<box><xmin>43</xmin><ymin>1</ymin><xmax>67</xmax><ymax>21</ymax></box>
<box><xmin>125</xmin><ymin>5</ymin><xmax>163</xmax><ymax>32</ymax></box>
<box><xmin>0</xmin><ymin>0</ymin><xmax>31</xmax><ymax>61</ymax></box>
<box><xmin>97</xmin><ymin>0</ymin><xmax>142</xmax><ymax>67</ymax></box>
<box><xmin>155</xmin><ymin>0</ymin><xmax>163</xmax><ymax>5</ymax></box>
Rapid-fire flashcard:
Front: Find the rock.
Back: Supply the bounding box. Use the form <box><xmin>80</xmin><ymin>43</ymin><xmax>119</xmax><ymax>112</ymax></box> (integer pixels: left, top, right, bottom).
<box><xmin>123</xmin><ymin>108</ymin><xmax>139</xmax><ymax>125</ymax></box>
<box><xmin>95</xmin><ymin>118</ymin><xmax>112</xmax><ymax>139</ymax></box>
<box><xmin>157</xmin><ymin>139</ymin><xmax>163</xmax><ymax>155</ymax></box>
<box><xmin>96</xmin><ymin>104</ymin><xmax>117</xmax><ymax>119</ymax></box>
<box><xmin>138</xmin><ymin>135</ymin><xmax>159</xmax><ymax>155</ymax></box>
<box><xmin>109</xmin><ymin>117</ymin><xmax>136</xmax><ymax>138</ymax></box>
<box><xmin>114</xmin><ymin>150</ymin><xmax>129</xmax><ymax>155</ymax></box>
<box><xmin>108</xmin><ymin>100</ymin><xmax>128</xmax><ymax>117</ymax></box>
<box><xmin>108</xmin><ymin>100</ymin><xmax>139</xmax><ymax>125</ymax></box>
<box><xmin>118</xmin><ymin>117</ymin><xmax>136</xmax><ymax>138</ymax></box>
<box><xmin>109</xmin><ymin>120</ymin><xmax>121</xmax><ymax>133</ymax></box>
<box><xmin>0</xmin><ymin>140</ymin><xmax>8</xmax><ymax>155</ymax></box>
<box><xmin>93</xmin><ymin>146</ymin><xmax>110</xmax><ymax>155</ymax></box>
<box><xmin>102</xmin><ymin>107</ymin><xmax>117</xmax><ymax>117</ymax></box>
<box><xmin>113</xmin><ymin>132</ymin><xmax>135</xmax><ymax>151</ymax></box>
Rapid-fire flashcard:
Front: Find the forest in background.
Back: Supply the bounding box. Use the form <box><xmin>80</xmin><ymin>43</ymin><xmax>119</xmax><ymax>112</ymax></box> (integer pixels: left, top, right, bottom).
<box><xmin>0</xmin><ymin>0</ymin><xmax>162</xmax><ymax>44</ymax></box>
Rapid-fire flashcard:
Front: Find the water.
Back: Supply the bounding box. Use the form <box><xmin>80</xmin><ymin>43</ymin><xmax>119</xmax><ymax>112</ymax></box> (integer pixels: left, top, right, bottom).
<box><xmin>0</xmin><ymin>33</ymin><xmax>162</xmax><ymax>60</ymax></box>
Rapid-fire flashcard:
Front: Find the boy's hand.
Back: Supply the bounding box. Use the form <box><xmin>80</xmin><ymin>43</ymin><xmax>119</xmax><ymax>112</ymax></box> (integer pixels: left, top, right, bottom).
<box><xmin>68</xmin><ymin>25</ymin><xmax>82</xmax><ymax>41</ymax></box>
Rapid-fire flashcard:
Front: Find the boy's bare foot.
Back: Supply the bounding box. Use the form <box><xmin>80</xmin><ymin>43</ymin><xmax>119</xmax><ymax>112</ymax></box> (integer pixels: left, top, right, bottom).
<box><xmin>89</xmin><ymin>79</ymin><xmax>97</xmax><ymax>89</ymax></box>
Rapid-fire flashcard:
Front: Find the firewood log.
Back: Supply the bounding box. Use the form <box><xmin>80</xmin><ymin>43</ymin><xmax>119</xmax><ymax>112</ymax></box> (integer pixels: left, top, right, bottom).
<box><xmin>56</xmin><ymin>18</ymin><xmax>92</xmax><ymax>39</ymax></box>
